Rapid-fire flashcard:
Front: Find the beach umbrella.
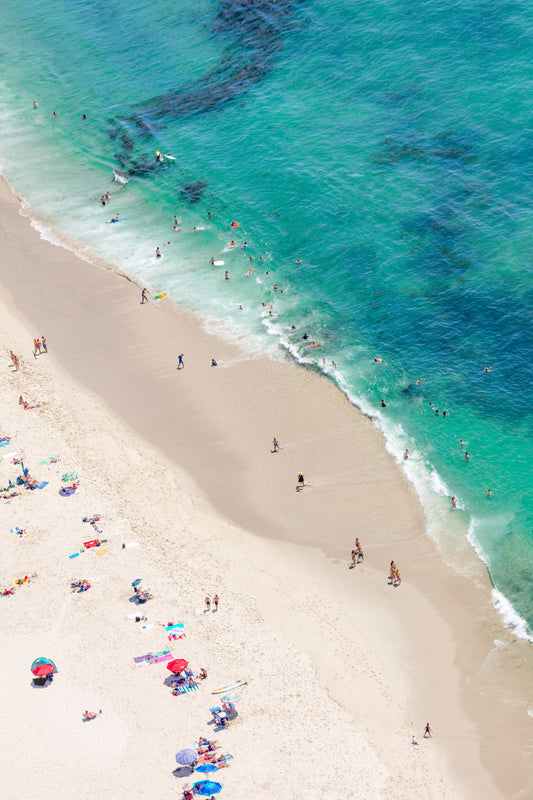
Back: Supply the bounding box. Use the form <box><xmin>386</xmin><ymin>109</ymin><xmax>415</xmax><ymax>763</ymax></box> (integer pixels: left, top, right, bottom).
<box><xmin>196</xmin><ymin>764</ymin><xmax>219</xmax><ymax>775</ymax></box>
<box><xmin>167</xmin><ymin>658</ymin><xmax>189</xmax><ymax>674</ymax></box>
<box><xmin>31</xmin><ymin>657</ymin><xmax>57</xmax><ymax>673</ymax></box>
<box><xmin>195</xmin><ymin>780</ymin><xmax>222</xmax><ymax>795</ymax></box>
<box><xmin>131</xmin><ymin>579</ymin><xmax>142</xmax><ymax>587</ymax></box>
<box><xmin>32</xmin><ymin>663</ymin><xmax>55</xmax><ymax>677</ymax></box>
<box><xmin>175</xmin><ymin>748</ymin><xmax>198</xmax><ymax>766</ymax></box>
<box><xmin>61</xmin><ymin>471</ymin><xmax>79</xmax><ymax>483</ymax></box>
<box><xmin>221</xmin><ymin>692</ymin><xmax>239</xmax><ymax>702</ymax></box>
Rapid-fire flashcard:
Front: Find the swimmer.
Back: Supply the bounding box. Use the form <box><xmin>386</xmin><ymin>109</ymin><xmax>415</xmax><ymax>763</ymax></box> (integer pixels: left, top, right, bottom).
<box><xmin>249</xmin><ymin>255</ymin><xmax>254</xmax><ymax>261</ymax></box>
<box><xmin>82</xmin><ymin>113</ymin><xmax>87</xmax><ymax>119</ymax></box>
<box><xmin>259</xmin><ymin>256</ymin><xmax>263</xmax><ymax>262</ymax></box>
<box><xmin>238</xmin><ymin>305</ymin><xmax>243</xmax><ymax>310</ymax></box>
<box><xmin>208</xmin><ymin>212</ymin><xmax>212</xmax><ymax>218</ymax></box>
<box><xmin>403</xmin><ymin>449</ymin><xmax>409</xmax><ymax>460</ymax></box>
<box><xmin>53</xmin><ymin>110</ymin><xmax>58</xmax><ymax>117</ymax></box>
<box><xmin>459</xmin><ymin>439</ymin><xmax>465</xmax><ymax>446</ymax></box>
<box><xmin>245</xmin><ymin>269</ymin><xmax>255</xmax><ymax>277</ymax></box>
<box><xmin>301</xmin><ymin>333</ymin><xmax>309</xmax><ymax>341</ymax></box>
<box><xmin>156</xmin><ymin>247</ymin><xmax>161</xmax><ymax>258</ymax></box>
<box><xmin>229</xmin><ymin>241</ymin><xmax>235</xmax><ymax>248</ymax></box>
<box><xmin>381</xmin><ymin>399</ymin><xmax>387</xmax><ymax>408</ymax></box>
<box><xmin>464</xmin><ymin>451</ymin><xmax>470</xmax><ymax>460</ymax></box>
<box><xmin>173</xmin><ymin>226</ymin><xmax>180</xmax><ymax>231</ymax></box>
<box><xmin>482</xmin><ymin>367</ymin><xmax>492</xmax><ymax>373</ymax></box>
<box><xmin>295</xmin><ymin>258</ymin><xmax>302</xmax><ymax>264</ymax></box>
<box><xmin>100</xmin><ymin>195</ymin><xmax>106</xmax><ymax>206</ymax></box>
<box><xmin>487</xmin><ymin>488</ymin><xmax>493</xmax><ymax>498</ymax></box>
<box><xmin>210</xmin><ymin>257</ymin><xmax>215</xmax><ymax>265</ymax></box>
<box><xmin>373</xmin><ymin>357</ymin><xmax>383</xmax><ymax>363</ymax></box>
<box><xmin>451</xmin><ymin>496</ymin><xmax>457</xmax><ymax>508</ymax></box>
<box><xmin>230</xmin><ymin>221</ymin><xmax>239</xmax><ymax>227</ymax></box>
<box><xmin>416</xmin><ymin>376</ymin><xmax>423</xmax><ymax>384</ymax></box>
<box><xmin>311</xmin><ymin>342</ymin><xmax>318</xmax><ymax>347</ymax></box>
<box><xmin>242</xmin><ymin>241</ymin><xmax>248</xmax><ymax>249</ymax></box>
<box><xmin>105</xmin><ymin>192</ymin><xmax>110</xmax><ymax>201</ymax></box>
<box><xmin>33</xmin><ymin>100</ymin><xmax>38</xmax><ymax>108</ymax></box>
<box><xmin>225</xmin><ymin>271</ymin><xmax>229</xmax><ymax>280</ymax></box>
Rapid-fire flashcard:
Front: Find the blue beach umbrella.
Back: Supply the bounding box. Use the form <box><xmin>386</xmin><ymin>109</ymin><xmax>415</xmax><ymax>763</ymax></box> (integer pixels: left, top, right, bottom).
<box><xmin>195</xmin><ymin>780</ymin><xmax>222</xmax><ymax>795</ymax></box>
<box><xmin>175</xmin><ymin>748</ymin><xmax>197</xmax><ymax>766</ymax></box>
<box><xmin>196</xmin><ymin>763</ymin><xmax>219</xmax><ymax>774</ymax></box>
<box><xmin>131</xmin><ymin>579</ymin><xmax>142</xmax><ymax>587</ymax></box>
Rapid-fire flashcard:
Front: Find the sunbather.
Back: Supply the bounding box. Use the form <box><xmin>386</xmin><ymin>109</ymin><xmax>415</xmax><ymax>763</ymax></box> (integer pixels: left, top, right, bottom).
<box><xmin>82</xmin><ymin>710</ymin><xmax>101</xmax><ymax>721</ymax></box>
<box><xmin>198</xmin><ymin>668</ymin><xmax>207</xmax><ymax>680</ymax></box>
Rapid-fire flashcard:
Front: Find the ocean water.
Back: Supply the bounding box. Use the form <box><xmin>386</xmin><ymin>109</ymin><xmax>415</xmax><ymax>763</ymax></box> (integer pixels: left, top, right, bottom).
<box><xmin>1</xmin><ymin>0</ymin><xmax>532</xmax><ymax>634</ymax></box>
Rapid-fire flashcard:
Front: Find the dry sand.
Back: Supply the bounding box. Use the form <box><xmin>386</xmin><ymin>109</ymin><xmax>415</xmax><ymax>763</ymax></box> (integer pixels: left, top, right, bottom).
<box><xmin>0</xmin><ymin>176</ymin><xmax>532</xmax><ymax>799</ymax></box>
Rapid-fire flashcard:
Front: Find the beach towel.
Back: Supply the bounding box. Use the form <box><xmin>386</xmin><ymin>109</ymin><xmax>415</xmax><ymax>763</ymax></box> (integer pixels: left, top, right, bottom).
<box><xmin>40</xmin><ymin>457</ymin><xmax>56</xmax><ymax>464</ymax></box>
<box><xmin>94</xmin><ymin>548</ymin><xmax>108</xmax><ymax>556</ymax></box>
<box><xmin>0</xmin><ymin>439</ymin><xmax>11</xmax><ymax>447</ymax></box>
<box><xmin>122</xmin><ymin>542</ymin><xmax>140</xmax><ymax>549</ymax></box>
<box><xmin>134</xmin><ymin>653</ymin><xmax>154</xmax><ymax>666</ymax></box>
<box><xmin>168</xmin><ymin>632</ymin><xmax>186</xmax><ymax>641</ymax></box>
<box><xmin>69</xmin><ymin>552</ymin><xmax>82</xmax><ymax>559</ymax></box>
<box><xmin>36</xmin><ymin>481</ymin><xmax>49</xmax><ymax>490</ymax></box>
<box><xmin>83</xmin><ymin>540</ymin><xmax>99</xmax><ymax>549</ymax></box>
<box><xmin>165</xmin><ymin>623</ymin><xmax>184</xmax><ymax>631</ymax></box>
<box><xmin>2</xmin><ymin>451</ymin><xmax>16</xmax><ymax>459</ymax></box>
<box><xmin>154</xmin><ymin>650</ymin><xmax>172</xmax><ymax>663</ymax></box>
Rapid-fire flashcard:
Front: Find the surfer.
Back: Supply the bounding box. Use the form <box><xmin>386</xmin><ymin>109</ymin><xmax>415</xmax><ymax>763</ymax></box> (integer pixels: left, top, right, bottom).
<box><xmin>111</xmin><ymin>213</ymin><xmax>120</xmax><ymax>223</ymax></box>
<box><xmin>210</xmin><ymin>258</ymin><xmax>215</xmax><ymax>265</ymax></box>
<box><xmin>155</xmin><ymin>151</ymin><xmax>164</xmax><ymax>162</ymax></box>
<box><xmin>229</xmin><ymin>241</ymin><xmax>235</xmax><ymax>248</ymax></box>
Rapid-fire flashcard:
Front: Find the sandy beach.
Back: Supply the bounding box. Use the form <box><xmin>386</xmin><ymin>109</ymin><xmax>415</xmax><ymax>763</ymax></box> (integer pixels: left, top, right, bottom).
<box><xmin>1</xmin><ymin>175</ymin><xmax>532</xmax><ymax>799</ymax></box>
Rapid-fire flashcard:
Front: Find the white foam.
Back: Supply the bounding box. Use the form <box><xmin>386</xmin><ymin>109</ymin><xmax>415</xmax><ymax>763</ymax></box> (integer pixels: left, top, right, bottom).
<box><xmin>492</xmin><ymin>588</ymin><xmax>533</xmax><ymax>643</ymax></box>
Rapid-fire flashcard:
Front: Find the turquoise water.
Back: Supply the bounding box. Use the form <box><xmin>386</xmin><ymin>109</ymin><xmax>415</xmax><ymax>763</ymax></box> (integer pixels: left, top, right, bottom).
<box><xmin>1</xmin><ymin>0</ymin><xmax>532</xmax><ymax>634</ymax></box>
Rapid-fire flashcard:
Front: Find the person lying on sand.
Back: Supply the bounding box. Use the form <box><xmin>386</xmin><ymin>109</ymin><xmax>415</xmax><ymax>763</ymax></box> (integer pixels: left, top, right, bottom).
<box><xmin>82</xmin><ymin>710</ymin><xmax>102</xmax><ymax>721</ymax></box>
<box><xmin>198</xmin><ymin>668</ymin><xmax>207</xmax><ymax>680</ymax></box>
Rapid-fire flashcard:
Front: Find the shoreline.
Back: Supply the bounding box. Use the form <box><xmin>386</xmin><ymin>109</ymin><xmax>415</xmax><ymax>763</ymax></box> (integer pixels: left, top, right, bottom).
<box><xmin>1</xmin><ymin>175</ymin><xmax>532</xmax><ymax>797</ymax></box>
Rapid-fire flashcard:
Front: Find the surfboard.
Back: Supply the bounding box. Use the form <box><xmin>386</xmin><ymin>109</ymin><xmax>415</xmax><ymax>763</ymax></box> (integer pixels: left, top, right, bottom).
<box><xmin>213</xmin><ymin>260</ymin><xmax>224</xmax><ymax>266</ymax></box>
<box><xmin>164</xmin><ymin>154</ymin><xmax>176</xmax><ymax>161</ymax></box>
<box><xmin>105</xmin><ymin>218</ymin><xmax>127</xmax><ymax>224</ymax></box>
<box><xmin>154</xmin><ymin>292</ymin><xmax>167</xmax><ymax>300</ymax></box>
<box><xmin>212</xmin><ymin>679</ymin><xmax>247</xmax><ymax>694</ymax></box>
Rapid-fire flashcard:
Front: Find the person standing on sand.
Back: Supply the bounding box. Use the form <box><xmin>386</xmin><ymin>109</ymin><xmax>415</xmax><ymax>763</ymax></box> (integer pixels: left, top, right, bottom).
<box><xmin>296</xmin><ymin>472</ymin><xmax>305</xmax><ymax>491</ymax></box>
<box><xmin>41</xmin><ymin>337</ymin><xmax>47</xmax><ymax>353</ymax></box>
<box><xmin>205</xmin><ymin>596</ymin><xmax>211</xmax><ymax>612</ymax></box>
<box><xmin>141</xmin><ymin>288</ymin><xmax>148</xmax><ymax>304</ymax></box>
<box><xmin>351</xmin><ymin>550</ymin><xmax>357</xmax><ymax>568</ymax></box>
<box><xmin>272</xmin><ymin>437</ymin><xmax>280</xmax><ymax>452</ymax></box>
<box><xmin>424</xmin><ymin>722</ymin><xmax>433</xmax><ymax>738</ymax></box>
<box><xmin>177</xmin><ymin>354</ymin><xmax>184</xmax><ymax>370</ymax></box>
<box><xmin>213</xmin><ymin>594</ymin><xmax>219</xmax><ymax>611</ymax></box>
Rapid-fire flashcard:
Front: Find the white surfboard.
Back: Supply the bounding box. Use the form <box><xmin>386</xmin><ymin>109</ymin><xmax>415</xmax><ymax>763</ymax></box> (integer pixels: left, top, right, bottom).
<box><xmin>213</xmin><ymin>260</ymin><xmax>224</xmax><ymax>266</ymax></box>
<box><xmin>212</xmin><ymin>679</ymin><xmax>247</xmax><ymax>694</ymax></box>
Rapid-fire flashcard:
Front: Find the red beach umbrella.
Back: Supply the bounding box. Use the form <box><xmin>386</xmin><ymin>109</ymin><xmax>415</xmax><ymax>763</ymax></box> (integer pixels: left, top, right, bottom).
<box><xmin>32</xmin><ymin>663</ymin><xmax>55</xmax><ymax>677</ymax></box>
<box><xmin>167</xmin><ymin>658</ymin><xmax>189</xmax><ymax>674</ymax></box>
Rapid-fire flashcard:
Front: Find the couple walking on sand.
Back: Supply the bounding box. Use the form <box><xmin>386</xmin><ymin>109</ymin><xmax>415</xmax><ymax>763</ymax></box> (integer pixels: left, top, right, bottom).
<box><xmin>205</xmin><ymin>594</ymin><xmax>219</xmax><ymax>612</ymax></box>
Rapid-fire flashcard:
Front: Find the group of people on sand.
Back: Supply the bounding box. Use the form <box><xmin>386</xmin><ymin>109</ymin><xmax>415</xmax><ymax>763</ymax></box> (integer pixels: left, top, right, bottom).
<box><xmin>351</xmin><ymin>538</ymin><xmax>364</xmax><ymax>567</ymax></box>
<box><xmin>33</xmin><ymin>337</ymin><xmax>47</xmax><ymax>355</ymax></box>
<box><xmin>19</xmin><ymin>395</ymin><xmax>41</xmax><ymax>410</ymax></box>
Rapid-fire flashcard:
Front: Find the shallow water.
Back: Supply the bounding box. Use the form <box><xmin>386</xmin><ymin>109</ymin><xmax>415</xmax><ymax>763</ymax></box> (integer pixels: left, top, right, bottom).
<box><xmin>1</xmin><ymin>0</ymin><xmax>532</xmax><ymax>634</ymax></box>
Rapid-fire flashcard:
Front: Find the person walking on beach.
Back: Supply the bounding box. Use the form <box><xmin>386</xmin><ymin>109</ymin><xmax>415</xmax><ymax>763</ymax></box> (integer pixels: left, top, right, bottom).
<box><xmin>351</xmin><ymin>549</ymin><xmax>357</xmax><ymax>568</ymax></box>
<box><xmin>141</xmin><ymin>288</ymin><xmax>148</xmax><ymax>304</ymax></box>
<box><xmin>41</xmin><ymin>337</ymin><xmax>47</xmax><ymax>353</ymax></box>
<box><xmin>205</xmin><ymin>596</ymin><xmax>211</xmax><ymax>612</ymax></box>
<box><xmin>296</xmin><ymin>472</ymin><xmax>305</xmax><ymax>491</ymax></box>
<box><xmin>213</xmin><ymin>594</ymin><xmax>219</xmax><ymax>611</ymax></box>
<box><xmin>272</xmin><ymin>437</ymin><xmax>280</xmax><ymax>453</ymax></box>
<box><xmin>177</xmin><ymin>353</ymin><xmax>184</xmax><ymax>370</ymax></box>
<box><xmin>424</xmin><ymin>722</ymin><xmax>433</xmax><ymax>738</ymax></box>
